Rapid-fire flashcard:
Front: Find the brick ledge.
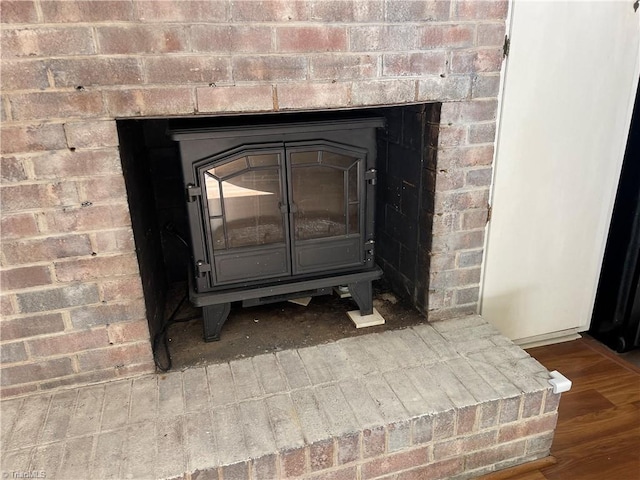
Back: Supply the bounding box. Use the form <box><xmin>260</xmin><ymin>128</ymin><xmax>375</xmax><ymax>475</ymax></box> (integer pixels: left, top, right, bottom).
<box><xmin>0</xmin><ymin>315</ymin><xmax>560</xmax><ymax>480</ymax></box>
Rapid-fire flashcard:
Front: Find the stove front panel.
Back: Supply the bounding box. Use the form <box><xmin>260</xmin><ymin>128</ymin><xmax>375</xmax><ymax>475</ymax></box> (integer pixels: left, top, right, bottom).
<box><xmin>172</xmin><ymin>118</ymin><xmax>384</xmax><ymax>293</ymax></box>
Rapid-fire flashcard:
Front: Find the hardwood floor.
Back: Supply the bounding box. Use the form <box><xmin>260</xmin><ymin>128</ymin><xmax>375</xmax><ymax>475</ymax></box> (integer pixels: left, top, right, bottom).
<box><xmin>513</xmin><ymin>337</ymin><xmax>640</xmax><ymax>479</ymax></box>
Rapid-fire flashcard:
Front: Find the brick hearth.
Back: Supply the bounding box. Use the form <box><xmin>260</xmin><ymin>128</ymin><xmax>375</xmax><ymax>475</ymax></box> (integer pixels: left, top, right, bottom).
<box><xmin>0</xmin><ymin>317</ymin><xmax>559</xmax><ymax>479</ymax></box>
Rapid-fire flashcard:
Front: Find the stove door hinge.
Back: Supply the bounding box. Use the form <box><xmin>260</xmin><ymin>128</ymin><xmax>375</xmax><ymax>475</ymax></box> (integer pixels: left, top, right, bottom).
<box><xmin>195</xmin><ymin>260</ymin><xmax>211</xmax><ymax>277</ymax></box>
<box><xmin>186</xmin><ymin>184</ymin><xmax>202</xmax><ymax>203</ymax></box>
<box><xmin>365</xmin><ymin>168</ymin><xmax>377</xmax><ymax>185</ymax></box>
<box><xmin>503</xmin><ymin>35</ymin><xmax>510</xmax><ymax>58</ymax></box>
<box><xmin>365</xmin><ymin>239</ymin><xmax>375</xmax><ymax>262</ymax></box>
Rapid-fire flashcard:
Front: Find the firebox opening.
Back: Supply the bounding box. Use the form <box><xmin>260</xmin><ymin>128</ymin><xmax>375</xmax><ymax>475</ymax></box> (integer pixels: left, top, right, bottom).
<box><xmin>117</xmin><ymin>103</ymin><xmax>441</xmax><ymax>366</ymax></box>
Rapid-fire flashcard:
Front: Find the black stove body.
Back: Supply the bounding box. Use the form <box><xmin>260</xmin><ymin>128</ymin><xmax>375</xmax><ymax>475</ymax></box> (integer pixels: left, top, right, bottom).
<box><xmin>170</xmin><ymin>117</ymin><xmax>385</xmax><ymax>341</ymax></box>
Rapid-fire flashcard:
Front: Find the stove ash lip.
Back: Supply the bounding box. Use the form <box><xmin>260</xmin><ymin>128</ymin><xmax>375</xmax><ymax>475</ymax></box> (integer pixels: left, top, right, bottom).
<box><xmin>187</xmin><ymin>266</ymin><xmax>384</xmax><ymax>307</ymax></box>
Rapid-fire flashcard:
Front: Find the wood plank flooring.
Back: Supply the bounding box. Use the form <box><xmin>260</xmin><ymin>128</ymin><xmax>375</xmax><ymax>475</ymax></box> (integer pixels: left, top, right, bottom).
<box><xmin>511</xmin><ymin>337</ymin><xmax>640</xmax><ymax>479</ymax></box>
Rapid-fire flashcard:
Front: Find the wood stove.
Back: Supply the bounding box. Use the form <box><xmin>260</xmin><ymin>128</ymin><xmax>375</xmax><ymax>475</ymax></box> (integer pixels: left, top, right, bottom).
<box><xmin>170</xmin><ymin>116</ymin><xmax>385</xmax><ymax>341</ymax></box>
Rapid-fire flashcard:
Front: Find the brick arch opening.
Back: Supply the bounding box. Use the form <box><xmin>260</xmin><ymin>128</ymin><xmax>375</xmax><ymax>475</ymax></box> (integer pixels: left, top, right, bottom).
<box><xmin>117</xmin><ymin>104</ymin><xmax>456</xmax><ymax>363</ymax></box>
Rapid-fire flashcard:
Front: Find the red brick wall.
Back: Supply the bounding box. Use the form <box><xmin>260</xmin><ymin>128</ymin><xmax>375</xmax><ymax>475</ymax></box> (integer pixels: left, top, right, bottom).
<box><xmin>0</xmin><ymin>0</ymin><xmax>506</xmax><ymax>396</ymax></box>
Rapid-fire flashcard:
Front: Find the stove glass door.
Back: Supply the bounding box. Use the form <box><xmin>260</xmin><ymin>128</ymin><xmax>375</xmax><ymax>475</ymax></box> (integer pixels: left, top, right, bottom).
<box><xmin>201</xmin><ymin>149</ymin><xmax>291</xmax><ymax>284</ymax></box>
<box><xmin>287</xmin><ymin>143</ymin><xmax>365</xmax><ymax>274</ymax></box>
<box><xmin>198</xmin><ymin>142</ymin><xmax>367</xmax><ymax>285</ymax></box>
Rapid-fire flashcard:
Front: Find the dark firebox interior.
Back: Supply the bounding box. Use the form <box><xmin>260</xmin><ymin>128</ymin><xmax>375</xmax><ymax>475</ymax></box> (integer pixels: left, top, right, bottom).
<box><xmin>117</xmin><ymin>104</ymin><xmax>441</xmax><ymax>367</ymax></box>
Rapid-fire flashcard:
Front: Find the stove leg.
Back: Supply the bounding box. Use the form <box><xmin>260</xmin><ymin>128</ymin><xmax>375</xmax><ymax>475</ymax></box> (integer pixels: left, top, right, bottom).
<box><xmin>202</xmin><ymin>303</ymin><xmax>231</xmax><ymax>342</ymax></box>
<box><xmin>347</xmin><ymin>280</ymin><xmax>374</xmax><ymax>316</ymax></box>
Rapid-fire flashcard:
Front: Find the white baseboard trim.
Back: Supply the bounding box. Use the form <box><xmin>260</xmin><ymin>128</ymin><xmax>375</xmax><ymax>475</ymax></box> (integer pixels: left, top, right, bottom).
<box><xmin>513</xmin><ymin>328</ymin><xmax>583</xmax><ymax>349</ymax></box>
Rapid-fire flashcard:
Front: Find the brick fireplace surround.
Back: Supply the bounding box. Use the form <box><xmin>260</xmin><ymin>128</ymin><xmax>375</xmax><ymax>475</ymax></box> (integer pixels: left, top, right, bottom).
<box><xmin>1</xmin><ymin>1</ymin><xmax>560</xmax><ymax>478</ymax></box>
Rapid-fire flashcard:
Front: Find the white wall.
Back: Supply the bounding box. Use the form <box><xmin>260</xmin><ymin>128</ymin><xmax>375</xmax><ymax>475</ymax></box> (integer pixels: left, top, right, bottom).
<box><xmin>480</xmin><ymin>0</ymin><xmax>640</xmax><ymax>344</ymax></box>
